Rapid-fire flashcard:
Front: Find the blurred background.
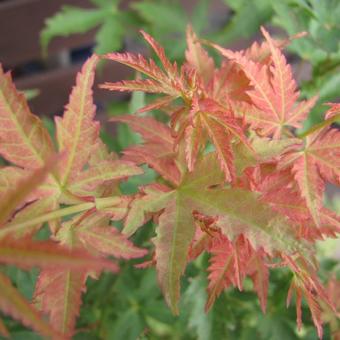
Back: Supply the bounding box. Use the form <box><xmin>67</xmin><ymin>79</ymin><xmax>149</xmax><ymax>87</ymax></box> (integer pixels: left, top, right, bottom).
<box><xmin>0</xmin><ymin>0</ymin><xmax>339</xmax><ymax>339</ymax></box>
<box><xmin>1</xmin><ymin>0</ymin><xmax>339</xmax><ymax>120</ymax></box>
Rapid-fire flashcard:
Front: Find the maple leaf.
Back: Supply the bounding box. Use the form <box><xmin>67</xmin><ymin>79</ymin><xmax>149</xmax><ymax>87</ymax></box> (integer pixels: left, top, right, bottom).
<box><xmin>0</xmin><ymin>164</ymin><xmax>124</xmax><ymax>338</ymax></box>
<box><xmin>324</xmin><ymin>102</ymin><xmax>340</xmax><ymax>120</ymax></box>
<box><xmin>206</xmin><ymin>235</ymin><xmax>251</xmax><ymax>310</ymax></box>
<box><xmin>0</xmin><ymin>54</ymin><xmax>147</xmax><ymax>338</ymax></box>
<box><xmin>111</xmin><ymin>115</ymin><xmax>181</xmax><ymax>185</ymax></box>
<box><xmin>0</xmin><ymin>53</ymin><xmax>142</xmax><ymax>223</ymax></box>
<box><xmin>103</xmin><ymin>32</ymin><xmax>256</xmax><ymax>180</ymax></box>
<box><xmin>75</xmin><ymin>212</ymin><xmax>147</xmax><ymax>259</ymax></box>
<box><xmin>122</xmin><ymin>151</ymin><xmax>314</xmax><ymax>315</ymax></box>
<box><xmin>185</xmin><ymin>25</ymin><xmax>215</xmax><ymax>84</ymax></box>
<box><xmin>184</xmin><ymin>117</ymin><xmax>204</xmax><ymax>172</ymax></box>
<box><xmin>68</xmin><ymin>159</ymin><xmax>142</xmax><ymax>197</ymax></box>
<box><xmin>100</xmin><ymin>28</ymin><xmax>340</xmax><ymax>337</ymax></box>
<box><xmin>101</xmin><ymin>41</ymin><xmax>182</xmax><ymax>97</ymax></box>
<box><xmin>247</xmin><ymin>249</ymin><xmax>269</xmax><ymax>313</ymax></box>
<box><xmin>56</xmin><ymin>55</ymin><xmax>100</xmax><ymax>186</ymax></box>
<box><xmin>0</xmin><ymin>56</ymin><xmax>100</xmax><ymax>233</ymax></box>
<box><xmin>285</xmin><ymin>255</ymin><xmax>334</xmax><ymax>339</ymax></box>
<box><xmin>0</xmin><ymin>163</ymin><xmax>61</xmax><ymax>338</ymax></box>
<box><xmin>232</xmin><ymin>134</ymin><xmax>301</xmax><ymax>178</ymax></box>
<box><xmin>0</xmin><ymin>272</ymin><xmax>61</xmax><ymax>339</ymax></box>
<box><xmin>34</xmin><ymin>211</ymin><xmax>146</xmax><ymax>338</ymax></box>
<box><xmin>277</xmin><ymin>126</ymin><xmax>340</xmax><ymax>226</ymax></box>
<box><xmin>211</xmin><ymin>28</ymin><xmax>317</xmax><ymax>138</ymax></box>
<box><xmin>34</xmin><ymin>269</ymin><xmax>86</xmax><ymax>338</ymax></box>
<box><xmin>0</xmin><ymin>318</ymin><xmax>9</xmax><ymax>338</ymax></box>
<box><xmin>0</xmin><ymin>238</ymin><xmax>119</xmax><ymax>273</ymax></box>
<box><xmin>1</xmin><ymin>25</ymin><xmax>337</xmax><ymax>339</ymax></box>
<box><xmin>205</xmin><ymin>234</ymin><xmax>270</xmax><ymax>313</ymax></box>
<box><xmin>209</xmin><ymin>61</ymin><xmax>251</xmax><ymax>104</ymax></box>
<box><xmin>169</xmin><ymin>96</ymin><xmax>255</xmax><ymax>181</ymax></box>
<box><xmin>188</xmin><ymin>227</ymin><xmax>216</xmax><ymax>261</ymax></box>
<box><xmin>110</xmin><ymin>115</ymin><xmax>174</xmax><ymax>150</ymax></box>
<box><xmin>0</xmin><ymin>66</ymin><xmax>54</xmax><ymax>169</ymax></box>
<box><xmin>0</xmin><ymin>158</ymin><xmax>55</xmax><ymax>225</ymax></box>
<box><xmin>139</xmin><ymin>30</ymin><xmax>177</xmax><ymax>77</ymax></box>
<box><xmin>199</xmin><ymin>111</ymin><xmax>236</xmax><ymax>181</ymax></box>
<box><xmin>123</xmin><ymin>184</ymin><xmax>173</xmax><ymax>236</ymax></box>
<box><xmin>154</xmin><ymin>194</ymin><xmax>196</xmax><ymax>314</ymax></box>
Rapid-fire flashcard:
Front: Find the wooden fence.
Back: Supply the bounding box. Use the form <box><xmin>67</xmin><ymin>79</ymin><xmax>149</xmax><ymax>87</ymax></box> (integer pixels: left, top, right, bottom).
<box><xmin>0</xmin><ymin>0</ymin><xmax>231</xmax><ymax>117</ymax></box>
<box><xmin>0</xmin><ymin>0</ymin><xmax>133</xmax><ymax>117</ymax></box>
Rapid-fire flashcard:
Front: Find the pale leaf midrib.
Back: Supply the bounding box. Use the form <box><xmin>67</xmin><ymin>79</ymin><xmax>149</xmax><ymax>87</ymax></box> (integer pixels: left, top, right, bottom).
<box><xmin>246</xmin><ymin>67</ymin><xmax>280</xmax><ymax>121</ymax></box>
<box><xmin>168</xmin><ymin>196</ymin><xmax>180</xmax><ymax>311</ymax></box>
<box><xmin>62</xmin><ymin>59</ymin><xmax>94</xmax><ymax>186</ymax></box>
<box><xmin>0</xmin><ymin>90</ymin><xmax>44</xmax><ymax>165</ymax></box>
<box><xmin>300</xmin><ymin>154</ymin><xmax>319</xmax><ymax>225</ymax></box>
<box><xmin>310</xmin><ymin>153</ymin><xmax>339</xmax><ymax>173</ymax></box>
<box><xmin>271</xmin><ymin>46</ymin><xmax>286</xmax><ymax>123</ymax></box>
<box><xmin>62</xmin><ymin>271</ymin><xmax>71</xmax><ymax>334</ymax></box>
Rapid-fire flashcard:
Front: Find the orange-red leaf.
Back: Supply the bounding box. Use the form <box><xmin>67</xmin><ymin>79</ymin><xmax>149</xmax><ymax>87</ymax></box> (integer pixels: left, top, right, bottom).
<box><xmin>184</xmin><ymin>116</ymin><xmax>204</xmax><ymax>172</ymax></box>
<box><xmin>247</xmin><ymin>250</ymin><xmax>269</xmax><ymax>313</ymax></box>
<box><xmin>280</xmin><ymin>127</ymin><xmax>340</xmax><ymax>226</ymax></box>
<box><xmin>103</xmin><ymin>52</ymin><xmax>181</xmax><ymax>97</ymax></box>
<box><xmin>101</xmin><ymin>78</ymin><xmax>172</xmax><ymax>94</ymax></box>
<box><xmin>56</xmin><ymin>55</ymin><xmax>99</xmax><ymax>186</ymax></box>
<box><xmin>210</xmin><ymin>61</ymin><xmax>251</xmax><ymax>103</ymax></box>
<box><xmin>201</xmin><ymin>114</ymin><xmax>235</xmax><ymax>182</ymax></box>
<box><xmin>206</xmin><ymin>236</ymin><xmax>236</xmax><ymax>310</ymax></box>
<box><xmin>68</xmin><ymin>160</ymin><xmax>143</xmax><ymax>196</ymax></box>
<box><xmin>0</xmin><ymin>318</ymin><xmax>9</xmax><ymax>338</ymax></box>
<box><xmin>0</xmin><ymin>197</ymin><xmax>58</xmax><ymax>240</ymax></box>
<box><xmin>185</xmin><ymin>26</ymin><xmax>214</xmax><ymax>84</ymax></box>
<box><xmin>0</xmin><ymin>238</ymin><xmax>118</xmax><ymax>272</ymax></box>
<box><xmin>77</xmin><ymin>217</ymin><xmax>147</xmax><ymax>259</ymax></box>
<box><xmin>212</xmin><ymin>30</ymin><xmax>315</xmax><ymax>138</ymax></box>
<box><xmin>34</xmin><ymin>269</ymin><xmax>87</xmax><ymax>338</ymax></box>
<box><xmin>0</xmin><ymin>159</ymin><xmax>56</xmax><ymax>225</ymax></box>
<box><xmin>0</xmin><ymin>272</ymin><xmax>60</xmax><ymax>338</ymax></box>
<box><xmin>0</xmin><ymin>66</ymin><xmax>53</xmax><ymax>169</ymax></box>
<box><xmin>110</xmin><ymin>115</ymin><xmax>174</xmax><ymax>148</ymax></box>
<box><xmin>140</xmin><ymin>30</ymin><xmax>176</xmax><ymax>76</ymax></box>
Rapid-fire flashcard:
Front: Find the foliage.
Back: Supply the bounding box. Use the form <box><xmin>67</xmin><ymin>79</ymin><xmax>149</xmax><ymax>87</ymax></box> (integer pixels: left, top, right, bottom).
<box><xmin>42</xmin><ymin>0</ymin><xmax>340</xmax><ymax>127</ymax></box>
<box><xmin>0</xmin><ymin>55</ymin><xmax>146</xmax><ymax>338</ymax></box>
<box><xmin>40</xmin><ymin>0</ymin><xmax>211</xmax><ymax>58</ymax></box>
<box><xmin>41</xmin><ymin>0</ymin><xmax>126</xmax><ymax>55</ymax></box>
<box><xmin>221</xmin><ymin>0</ymin><xmax>340</xmax><ymax>126</ymax></box>
<box><xmin>0</xmin><ymin>27</ymin><xmax>339</xmax><ymax>339</ymax></box>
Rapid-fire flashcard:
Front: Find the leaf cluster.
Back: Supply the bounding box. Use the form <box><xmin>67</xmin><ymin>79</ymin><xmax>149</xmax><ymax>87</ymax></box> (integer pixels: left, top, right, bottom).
<box><xmin>220</xmin><ymin>0</ymin><xmax>340</xmax><ymax>126</ymax></box>
<box><xmin>42</xmin><ymin>0</ymin><xmax>340</xmax><ymax>127</ymax></box>
<box><xmin>0</xmin><ymin>55</ymin><xmax>146</xmax><ymax>338</ymax></box>
<box><xmin>0</xmin><ymin>26</ymin><xmax>339</xmax><ymax>339</ymax></box>
<box><xmin>101</xmin><ymin>27</ymin><xmax>340</xmax><ymax>339</ymax></box>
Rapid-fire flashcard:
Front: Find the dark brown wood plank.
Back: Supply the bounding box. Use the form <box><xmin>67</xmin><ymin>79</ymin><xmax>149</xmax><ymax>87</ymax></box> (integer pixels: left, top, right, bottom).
<box><xmin>0</xmin><ymin>0</ymin><xmax>96</xmax><ymax>67</ymax></box>
<box><xmin>16</xmin><ymin>62</ymin><xmax>132</xmax><ymax>116</ymax></box>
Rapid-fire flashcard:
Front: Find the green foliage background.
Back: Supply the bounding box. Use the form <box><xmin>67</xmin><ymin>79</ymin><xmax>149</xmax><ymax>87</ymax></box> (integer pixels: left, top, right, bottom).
<box><xmin>2</xmin><ymin>0</ymin><xmax>339</xmax><ymax>339</ymax></box>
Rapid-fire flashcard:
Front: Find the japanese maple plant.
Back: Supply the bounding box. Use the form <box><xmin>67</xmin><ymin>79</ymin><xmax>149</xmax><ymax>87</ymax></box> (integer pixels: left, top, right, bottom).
<box><xmin>0</xmin><ymin>27</ymin><xmax>339</xmax><ymax>339</ymax></box>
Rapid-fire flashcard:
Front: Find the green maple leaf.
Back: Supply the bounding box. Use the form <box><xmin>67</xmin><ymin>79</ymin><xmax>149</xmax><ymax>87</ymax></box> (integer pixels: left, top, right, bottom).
<box><xmin>124</xmin><ymin>152</ymin><xmax>312</xmax><ymax>314</ymax></box>
<box><xmin>41</xmin><ymin>1</ymin><xmax>125</xmax><ymax>56</ymax></box>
